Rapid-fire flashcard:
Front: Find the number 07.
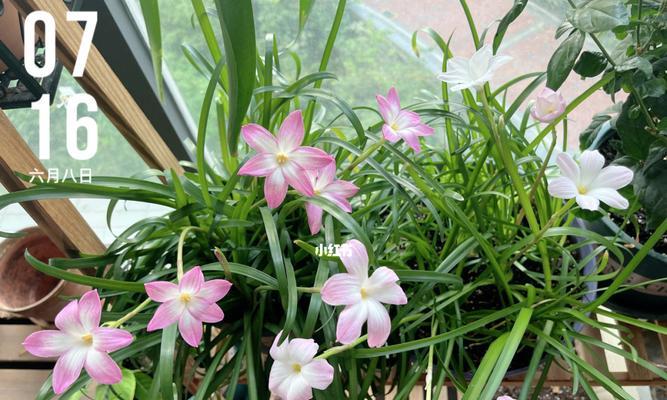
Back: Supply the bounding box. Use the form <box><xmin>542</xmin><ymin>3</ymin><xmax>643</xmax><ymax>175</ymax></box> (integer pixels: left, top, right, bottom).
<box><xmin>23</xmin><ymin>11</ymin><xmax>97</xmax><ymax>78</ymax></box>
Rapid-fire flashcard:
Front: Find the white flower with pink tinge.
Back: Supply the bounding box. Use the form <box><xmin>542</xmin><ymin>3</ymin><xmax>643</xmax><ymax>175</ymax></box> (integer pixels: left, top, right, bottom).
<box><xmin>531</xmin><ymin>87</ymin><xmax>567</xmax><ymax>123</ymax></box>
<box><xmin>497</xmin><ymin>396</ymin><xmax>516</xmax><ymax>400</ymax></box>
<box><xmin>268</xmin><ymin>333</ymin><xmax>334</xmax><ymax>400</ymax></box>
<box><xmin>145</xmin><ymin>266</ymin><xmax>232</xmax><ymax>347</ymax></box>
<box><xmin>238</xmin><ymin>110</ymin><xmax>334</xmax><ymax>208</ymax></box>
<box><xmin>321</xmin><ymin>239</ymin><xmax>407</xmax><ymax>347</ymax></box>
<box><xmin>437</xmin><ymin>44</ymin><xmax>512</xmax><ymax>91</ymax></box>
<box><xmin>23</xmin><ymin>290</ymin><xmax>133</xmax><ymax>394</ymax></box>
<box><xmin>305</xmin><ymin>162</ymin><xmax>359</xmax><ymax>234</ymax></box>
<box><xmin>377</xmin><ymin>87</ymin><xmax>434</xmax><ymax>153</ymax></box>
<box><xmin>548</xmin><ymin>150</ymin><xmax>634</xmax><ymax>211</ymax></box>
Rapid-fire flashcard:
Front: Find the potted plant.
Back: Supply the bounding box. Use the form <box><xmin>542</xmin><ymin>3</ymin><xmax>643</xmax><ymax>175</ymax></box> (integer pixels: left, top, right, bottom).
<box><xmin>2</xmin><ymin>1</ymin><xmax>666</xmax><ymax>399</ymax></box>
<box><xmin>574</xmin><ymin>0</ymin><xmax>667</xmax><ymax>319</ymax></box>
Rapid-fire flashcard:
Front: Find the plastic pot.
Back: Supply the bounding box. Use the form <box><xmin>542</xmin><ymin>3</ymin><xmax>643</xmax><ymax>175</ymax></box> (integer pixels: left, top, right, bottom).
<box><xmin>0</xmin><ymin>227</ymin><xmax>89</xmax><ymax>321</ymax></box>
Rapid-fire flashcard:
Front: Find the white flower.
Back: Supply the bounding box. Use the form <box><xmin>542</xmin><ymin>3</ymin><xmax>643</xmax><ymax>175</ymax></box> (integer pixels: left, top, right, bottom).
<box><xmin>437</xmin><ymin>44</ymin><xmax>512</xmax><ymax>91</ymax></box>
<box><xmin>548</xmin><ymin>150</ymin><xmax>634</xmax><ymax>211</ymax></box>
<box><xmin>269</xmin><ymin>333</ymin><xmax>334</xmax><ymax>400</ymax></box>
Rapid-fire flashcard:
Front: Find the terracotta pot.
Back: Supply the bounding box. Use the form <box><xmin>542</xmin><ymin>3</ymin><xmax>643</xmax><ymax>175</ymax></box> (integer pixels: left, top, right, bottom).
<box><xmin>0</xmin><ymin>227</ymin><xmax>89</xmax><ymax>321</ymax></box>
<box><xmin>0</xmin><ymin>1</ymin><xmax>25</xmax><ymax>73</ymax></box>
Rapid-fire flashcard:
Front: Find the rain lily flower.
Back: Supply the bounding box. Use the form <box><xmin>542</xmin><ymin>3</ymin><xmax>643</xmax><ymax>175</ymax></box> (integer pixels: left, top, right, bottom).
<box><xmin>23</xmin><ymin>290</ymin><xmax>133</xmax><ymax>394</ymax></box>
<box><xmin>437</xmin><ymin>44</ymin><xmax>512</xmax><ymax>91</ymax></box>
<box><xmin>377</xmin><ymin>87</ymin><xmax>434</xmax><ymax>153</ymax></box>
<box><xmin>531</xmin><ymin>87</ymin><xmax>567</xmax><ymax>123</ymax></box>
<box><xmin>305</xmin><ymin>162</ymin><xmax>359</xmax><ymax>234</ymax></box>
<box><xmin>238</xmin><ymin>110</ymin><xmax>335</xmax><ymax>208</ymax></box>
<box><xmin>269</xmin><ymin>333</ymin><xmax>334</xmax><ymax>400</ymax></box>
<box><xmin>548</xmin><ymin>150</ymin><xmax>634</xmax><ymax>211</ymax></box>
<box><xmin>145</xmin><ymin>266</ymin><xmax>232</xmax><ymax>347</ymax></box>
<box><xmin>497</xmin><ymin>397</ymin><xmax>516</xmax><ymax>400</ymax></box>
<box><xmin>321</xmin><ymin>239</ymin><xmax>407</xmax><ymax>347</ymax></box>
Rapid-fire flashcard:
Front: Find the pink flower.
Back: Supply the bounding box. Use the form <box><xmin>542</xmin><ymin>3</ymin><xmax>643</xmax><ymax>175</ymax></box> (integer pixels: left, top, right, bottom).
<box><xmin>145</xmin><ymin>266</ymin><xmax>232</xmax><ymax>347</ymax></box>
<box><xmin>531</xmin><ymin>87</ymin><xmax>566</xmax><ymax>123</ymax></box>
<box><xmin>238</xmin><ymin>110</ymin><xmax>334</xmax><ymax>208</ymax></box>
<box><xmin>305</xmin><ymin>162</ymin><xmax>359</xmax><ymax>234</ymax></box>
<box><xmin>321</xmin><ymin>239</ymin><xmax>407</xmax><ymax>347</ymax></box>
<box><xmin>23</xmin><ymin>290</ymin><xmax>133</xmax><ymax>394</ymax></box>
<box><xmin>377</xmin><ymin>87</ymin><xmax>434</xmax><ymax>153</ymax></box>
<box><xmin>497</xmin><ymin>397</ymin><xmax>516</xmax><ymax>400</ymax></box>
<box><xmin>269</xmin><ymin>332</ymin><xmax>334</xmax><ymax>400</ymax></box>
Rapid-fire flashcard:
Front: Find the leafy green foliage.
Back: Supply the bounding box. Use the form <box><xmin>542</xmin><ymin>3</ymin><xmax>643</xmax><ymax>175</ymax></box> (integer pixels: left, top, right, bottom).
<box><xmin>567</xmin><ymin>0</ymin><xmax>630</xmax><ymax>33</ymax></box>
<box><xmin>546</xmin><ymin>30</ymin><xmax>585</xmax><ymax>90</ymax></box>
<box><xmin>573</xmin><ymin>51</ymin><xmax>608</xmax><ymax>77</ymax></box>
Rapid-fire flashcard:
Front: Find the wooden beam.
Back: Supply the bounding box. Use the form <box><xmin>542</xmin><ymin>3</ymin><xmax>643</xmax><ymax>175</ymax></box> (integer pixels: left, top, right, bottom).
<box><xmin>9</xmin><ymin>0</ymin><xmax>183</xmax><ymax>174</ymax></box>
<box><xmin>0</xmin><ymin>110</ymin><xmax>106</xmax><ymax>256</ymax></box>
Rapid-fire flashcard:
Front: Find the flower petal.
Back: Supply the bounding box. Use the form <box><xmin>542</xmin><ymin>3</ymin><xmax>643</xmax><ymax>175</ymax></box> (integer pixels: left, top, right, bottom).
<box><xmin>278</xmin><ymin>110</ymin><xmax>305</xmax><ymax>152</ymax></box>
<box><xmin>316</xmin><ymin>161</ymin><xmax>336</xmax><ymax>187</ymax></box>
<box><xmin>366</xmin><ymin>267</ymin><xmax>407</xmax><ymax>305</ymax></box>
<box><xmin>268</xmin><ymin>360</ymin><xmax>293</xmax><ymax>396</ymax></box>
<box><xmin>382</xmin><ymin>125</ymin><xmax>401</xmax><ymax>143</ymax></box>
<box><xmin>190</xmin><ymin>302</ymin><xmax>225</xmax><ymax>323</ymax></box>
<box><xmin>576</xmin><ymin>194</ymin><xmax>601</xmax><ymax>211</ymax></box>
<box><xmin>238</xmin><ymin>153</ymin><xmax>278</xmax><ymax>177</ymax></box>
<box><xmin>180</xmin><ymin>266</ymin><xmax>204</xmax><ymax>293</ymax></box>
<box><xmin>376</xmin><ymin>94</ymin><xmax>397</xmax><ymax>123</ymax></box>
<box><xmin>548</xmin><ymin>177</ymin><xmax>578</xmax><ymax>199</ymax></box>
<box><xmin>144</xmin><ymin>281</ymin><xmax>179</xmax><ymax>303</ymax></box>
<box><xmin>323</xmin><ymin>180</ymin><xmax>358</xmax><ymax>199</ymax></box>
<box><xmin>241</xmin><ymin>123</ymin><xmax>278</xmax><ymax>153</ymax></box>
<box><xmin>591</xmin><ymin>165</ymin><xmax>633</xmax><ymax>190</ymax></box>
<box><xmin>265</xmin><ymin>170</ymin><xmax>289</xmax><ymax>208</ymax></box>
<box><xmin>588</xmin><ymin>188</ymin><xmax>629</xmax><ymax>209</ymax></box>
<box><xmin>85</xmin><ymin>349</ymin><xmax>122</xmax><ymax>385</ymax></box>
<box><xmin>338</xmin><ymin>239</ymin><xmax>369</xmax><ymax>279</ymax></box>
<box><xmin>283</xmin><ymin>164</ymin><xmax>315</xmax><ymax>197</ymax></box>
<box><xmin>91</xmin><ymin>327</ymin><xmax>133</xmax><ymax>352</ymax></box>
<box><xmin>197</xmin><ymin>279</ymin><xmax>232</xmax><ymax>302</ymax></box>
<box><xmin>386</xmin><ymin>87</ymin><xmax>401</xmax><ymax>117</ymax></box>
<box><xmin>287</xmin><ymin>338</ymin><xmax>319</xmax><ymax>365</ymax></box>
<box><xmin>290</xmin><ymin>147</ymin><xmax>334</xmax><ymax>170</ymax></box>
<box><xmin>366</xmin><ymin>300</ymin><xmax>391</xmax><ymax>348</ymax></box>
<box><xmin>556</xmin><ymin>153</ymin><xmax>580</xmax><ymax>182</ymax></box>
<box><xmin>394</xmin><ymin>110</ymin><xmax>420</xmax><ymax>130</ymax></box>
<box><xmin>579</xmin><ymin>150</ymin><xmax>606</xmax><ymax>187</ymax></box>
<box><xmin>400</xmin><ymin>130</ymin><xmax>422</xmax><ymax>153</ymax></box>
<box><xmin>178</xmin><ymin>311</ymin><xmax>203</xmax><ymax>347</ymax></box>
<box><xmin>321</xmin><ymin>273</ymin><xmax>362</xmax><ymax>306</ymax></box>
<box><xmin>52</xmin><ymin>348</ymin><xmax>87</xmax><ymax>394</ymax></box>
<box><xmin>147</xmin><ymin>300</ymin><xmax>183</xmax><ymax>331</ymax></box>
<box><xmin>336</xmin><ymin>302</ymin><xmax>368</xmax><ymax>345</ymax></box>
<box><xmin>305</xmin><ymin>202</ymin><xmax>323</xmax><ymax>234</ymax></box>
<box><xmin>77</xmin><ymin>290</ymin><xmax>102</xmax><ymax>332</ymax></box>
<box><xmin>55</xmin><ymin>300</ymin><xmax>84</xmax><ymax>336</ymax></box>
<box><xmin>301</xmin><ymin>359</ymin><xmax>334</xmax><ymax>390</ymax></box>
<box><xmin>321</xmin><ymin>192</ymin><xmax>352</xmax><ymax>213</ymax></box>
<box><xmin>269</xmin><ymin>331</ymin><xmax>289</xmax><ymax>361</ymax></box>
<box><xmin>286</xmin><ymin>375</ymin><xmax>314</xmax><ymax>400</ymax></box>
<box><xmin>23</xmin><ymin>330</ymin><xmax>74</xmax><ymax>357</ymax></box>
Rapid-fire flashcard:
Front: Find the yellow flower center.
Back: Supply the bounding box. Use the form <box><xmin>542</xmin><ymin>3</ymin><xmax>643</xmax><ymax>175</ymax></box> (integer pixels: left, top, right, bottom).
<box><xmin>180</xmin><ymin>293</ymin><xmax>192</xmax><ymax>303</ymax></box>
<box><xmin>81</xmin><ymin>333</ymin><xmax>93</xmax><ymax>346</ymax></box>
<box><xmin>390</xmin><ymin>122</ymin><xmax>399</xmax><ymax>131</ymax></box>
<box><xmin>292</xmin><ymin>363</ymin><xmax>302</xmax><ymax>373</ymax></box>
<box><xmin>577</xmin><ymin>185</ymin><xmax>587</xmax><ymax>195</ymax></box>
<box><xmin>360</xmin><ymin>287</ymin><xmax>368</xmax><ymax>299</ymax></box>
<box><xmin>276</xmin><ymin>152</ymin><xmax>289</xmax><ymax>165</ymax></box>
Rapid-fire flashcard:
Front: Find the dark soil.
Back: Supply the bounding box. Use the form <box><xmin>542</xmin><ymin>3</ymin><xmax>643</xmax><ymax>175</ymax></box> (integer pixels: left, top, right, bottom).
<box><xmin>495</xmin><ymin>386</ymin><xmax>592</xmax><ymax>399</ymax></box>
<box><xmin>609</xmin><ymin>210</ymin><xmax>667</xmax><ymax>255</ymax></box>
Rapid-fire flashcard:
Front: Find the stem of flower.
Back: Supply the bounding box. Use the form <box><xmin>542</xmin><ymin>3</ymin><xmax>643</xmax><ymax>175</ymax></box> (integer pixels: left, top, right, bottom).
<box><xmin>214</xmin><ymin>247</ymin><xmax>233</xmax><ymax>281</ymax></box>
<box><xmin>177</xmin><ymin>226</ymin><xmax>203</xmax><ymax>282</ymax></box>
<box><xmin>105</xmin><ymin>298</ymin><xmax>153</xmax><ymax>328</ymax></box>
<box><xmin>316</xmin><ymin>335</ymin><xmax>368</xmax><ymax>360</ymax></box>
<box><xmin>342</xmin><ymin>137</ymin><xmax>386</xmax><ymax>177</ymax></box>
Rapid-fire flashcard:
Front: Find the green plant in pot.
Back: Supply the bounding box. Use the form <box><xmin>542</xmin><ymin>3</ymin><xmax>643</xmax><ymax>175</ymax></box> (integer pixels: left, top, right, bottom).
<box><xmin>3</xmin><ymin>1</ymin><xmax>667</xmax><ymax>399</ymax></box>
<box><xmin>573</xmin><ymin>0</ymin><xmax>667</xmax><ymax>318</ymax></box>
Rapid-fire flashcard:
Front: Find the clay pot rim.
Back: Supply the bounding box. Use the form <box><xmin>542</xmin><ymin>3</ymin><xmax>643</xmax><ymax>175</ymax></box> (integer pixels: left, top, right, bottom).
<box><xmin>0</xmin><ymin>227</ymin><xmax>67</xmax><ymax>313</ymax></box>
